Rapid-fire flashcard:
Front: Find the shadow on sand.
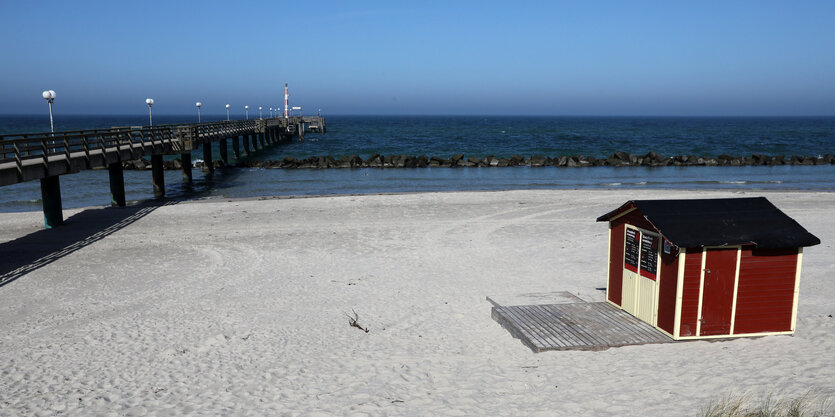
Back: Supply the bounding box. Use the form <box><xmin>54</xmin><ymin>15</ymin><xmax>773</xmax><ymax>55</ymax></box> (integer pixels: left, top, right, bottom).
<box><xmin>0</xmin><ymin>166</ymin><xmax>251</xmax><ymax>288</ymax></box>
<box><xmin>0</xmin><ymin>199</ymin><xmax>178</xmax><ymax>287</ymax></box>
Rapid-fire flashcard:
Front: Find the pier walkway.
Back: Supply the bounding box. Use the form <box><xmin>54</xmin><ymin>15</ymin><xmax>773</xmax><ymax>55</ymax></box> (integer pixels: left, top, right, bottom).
<box><xmin>0</xmin><ymin>115</ymin><xmax>326</xmax><ymax>228</ymax></box>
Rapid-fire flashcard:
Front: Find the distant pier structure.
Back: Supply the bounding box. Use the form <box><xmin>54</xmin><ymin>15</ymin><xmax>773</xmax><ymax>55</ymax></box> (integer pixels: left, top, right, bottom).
<box><xmin>0</xmin><ymin>115</ymin><xmax>326</xmax><ymax>228</ymax></box>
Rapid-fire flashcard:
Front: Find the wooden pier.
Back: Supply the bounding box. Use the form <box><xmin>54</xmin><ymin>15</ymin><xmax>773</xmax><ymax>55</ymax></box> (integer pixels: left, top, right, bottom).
<box><xmin>0</xmin><ymin>115</ymin><xmax>326</xmax><ymax>228</ymax></box>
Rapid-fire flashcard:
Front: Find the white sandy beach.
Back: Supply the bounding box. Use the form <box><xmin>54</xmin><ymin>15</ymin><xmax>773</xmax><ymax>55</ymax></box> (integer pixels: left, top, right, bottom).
<box><xmin>0</xmin><ymin>189</ymin><xmax>832</xmax><ymax>416</ymax></box>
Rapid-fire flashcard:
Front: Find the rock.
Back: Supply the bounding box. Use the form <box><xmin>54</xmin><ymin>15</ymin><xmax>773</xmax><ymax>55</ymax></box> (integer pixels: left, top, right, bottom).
<box><xmin>416</xmin><ymin>155</ymin><xmax>429</xmax><ymax>167</ymax></box>
<box><xmin>509</xmin><ymin>155</ymin><xmax>524</xmax><ymax>166</ymax></box>
<box><xmin>281</xmin><ymin>157</ymin><xmax>299</xmax><ymax>168</ymax></box>
<box><xmin>367</xmin><ymin>154</ymin><xmax>383</xmax><ymax>168</ymax></box>
<box><xmin>450</xmin><ymin>154</ymin><xmax>464</xmax><ymax>166</ymax></box>
<box><xmin>556</xmin><ymin>156</ymin><xmax>568</xmax><ymax>167</ymax></box>
<box><xmin>566</xmin><ymin>156</ymin><xmax>579</xmax><ymax>167</ymax></box>
<box><xmin>612</xmin><ymin>151</ymin><xmax>630</xmax><ymax>161</ymax></box>
<box><xmin>530</xmin><ymin>155</ymin><xmax>546</xmax><ymax>167</ymax></box>
<box><xmin>467</xmin><ymin>156</ymin><xmax>481</xmax><ymax>166</ymax></box>
<box><xmin>645</xmin><ymin>151</ymin><xmax>664</xmax><ymax>163</ymax></box>
<box><xmin>213</xmin><ymin>160</ymin><xmax>225</xmax><ymax>169</ymax></box>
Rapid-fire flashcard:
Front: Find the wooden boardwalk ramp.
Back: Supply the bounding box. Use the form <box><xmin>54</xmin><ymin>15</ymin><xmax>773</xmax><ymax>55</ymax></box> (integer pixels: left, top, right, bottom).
<box><xmin>491</xmin><ymin>300</ymin><xmax>672</xmax><ymax>352</ymax></box>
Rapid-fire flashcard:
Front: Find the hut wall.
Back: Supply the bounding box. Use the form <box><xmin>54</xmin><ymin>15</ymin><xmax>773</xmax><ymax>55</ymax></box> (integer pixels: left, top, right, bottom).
<box><xmin>733</xmin><ymin>248</ymin><xmax>798</xmax><ymax>334</ymax></box>
<box><xmin>679</xmin><ymin>248</ymin><xmax>703</xmax><ymax>337</ymax></box>
<box><xmin>607</xmin><ymin>222</ymin><xmax>625</xmax><ymax>305</ymax></box>
<box><xmin>656</xmin><ymin>248</ymin><xmax>679</xmax><ymax>335</ymax></box>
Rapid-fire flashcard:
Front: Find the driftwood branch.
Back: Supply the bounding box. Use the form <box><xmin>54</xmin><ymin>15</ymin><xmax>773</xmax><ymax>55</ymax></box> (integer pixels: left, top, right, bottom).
<box><xmin>346</xmin><ymin>309</ymin><xmax>369</xmax><ymax>333</ymax></box>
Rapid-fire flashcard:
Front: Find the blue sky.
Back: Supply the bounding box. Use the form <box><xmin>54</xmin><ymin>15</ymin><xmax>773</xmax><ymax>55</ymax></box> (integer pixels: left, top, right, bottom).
<box><xmin>1</xmin><ymin>1</ymin><xmax>833</xmax><ymax>116</ymax></box>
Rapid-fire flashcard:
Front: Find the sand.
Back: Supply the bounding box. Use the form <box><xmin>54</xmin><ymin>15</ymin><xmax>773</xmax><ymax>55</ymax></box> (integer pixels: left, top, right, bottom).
<box><xmin>0</xmin><ymin>189</ymin><xmax>832</xmax><ymax>416</ymax></box>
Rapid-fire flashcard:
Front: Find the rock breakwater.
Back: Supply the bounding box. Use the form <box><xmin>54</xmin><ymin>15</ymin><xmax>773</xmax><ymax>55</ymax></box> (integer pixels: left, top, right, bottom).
<box><xmin>120</xmin><ymin>152</ymin><xmax>835</xmax><ymax>170</ymax></box>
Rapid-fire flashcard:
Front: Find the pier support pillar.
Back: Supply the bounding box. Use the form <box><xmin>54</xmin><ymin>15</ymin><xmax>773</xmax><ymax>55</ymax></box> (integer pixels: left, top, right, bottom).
<box><xmin>108</xmin><ymin>162</ymin><xmax>126</xmax><ymax>207</ymax></box>
<box><xmin>232</xmin><ymin>136</ymin><xmax>240</xmax><ymax>159</ymax></box>
<box><xmin>243</xmin><ymin>134</ymin><xmax>251</xmax><ymax>155</ymax></box>
<box><xmin>299</xmin><ymin>123</ymin><xmax>304</xmax><ymax>141</ymax></box>
<box><xmin>181</xmin><ymin>152</ymin><xmax>192</xmax><ymax>183</ymax></box>
<box><xmin>219</xmin><ymin>138</ymin><xmax>228</xmax><ymax>164</ymax></box>
<box><xmin>151</xmin><ymin>154</ymin><xmax>165</xmax><ymax>199</ymax></box>
<box><xmin>40</xmin><ymin>175</ymin><xmax>63</xmax><ymax>229</ymax></box>
<box><xmin>258</xmin><ymin>133</ymin><xmax>265</xmax><ymax>150</ymax></box>
<box><xmin>203</xmin><ymin>141</ymin><xmax>214</xmax><ymax>174</ymax></box>
<box><xmin>249</xmin><ymin>134</ymin><xmax>257</xmax><ymax>152</ymax></box>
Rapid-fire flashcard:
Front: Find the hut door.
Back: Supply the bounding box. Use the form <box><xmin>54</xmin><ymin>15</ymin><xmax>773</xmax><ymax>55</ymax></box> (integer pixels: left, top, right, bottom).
<box><xmin>700</xmin><ymin>248</ymin><xmax>738</xmax><ymax>336</ymax></box>
<box><xmin>622</xmin><ymin>227</ymin><xmax>660</xmax><ymax>325</ymax></box>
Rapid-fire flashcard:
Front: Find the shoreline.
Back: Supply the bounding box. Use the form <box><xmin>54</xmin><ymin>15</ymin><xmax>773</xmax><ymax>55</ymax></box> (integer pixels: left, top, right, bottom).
<box><xmin>2</xmin><ymin>186</ymin><xmax>834</xmax><ymax>215</ymax></box>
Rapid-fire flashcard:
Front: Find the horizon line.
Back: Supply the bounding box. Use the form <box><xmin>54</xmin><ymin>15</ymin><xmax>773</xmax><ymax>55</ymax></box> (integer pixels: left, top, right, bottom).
<box><xmin>2</xmin><ymin>113</ymin><xmax>835</xmax><ymax>118</ymax></box>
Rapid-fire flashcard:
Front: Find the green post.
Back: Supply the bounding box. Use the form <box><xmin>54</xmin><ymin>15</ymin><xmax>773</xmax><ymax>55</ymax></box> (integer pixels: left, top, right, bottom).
<box><xmin>151</xmin><ymin>154</ymin><xmax>165</xmax><ymax>198</ymax></box>
<box><xmin>108</xmin><ymin>162</ymin><xmax>126</xmax><ymax>207</ymax></box>
<box><xmin>219</xmin><ymin>138</ymin><xmax>228</xmax><ymax>164</ymax></box>
<box><xmin>40</xmin><ymin>175</ymin><xmax>63</xmax><ymax>228</ymax></box>
<box><xmin>181</xmin><ymin>152</ymin><xmax>192</xmax><ymax>183</ymax></box>
<box><xmin>203</xmin><ymin>141</ymin><xmax>214</xmax><ymax>174</ymax></box>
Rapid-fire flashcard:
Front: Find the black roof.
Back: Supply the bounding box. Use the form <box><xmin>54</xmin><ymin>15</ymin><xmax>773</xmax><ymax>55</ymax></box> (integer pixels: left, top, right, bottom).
<box><xmin>597</xmin><ymin>197</ymin><xmax>820</xmax><ymax>249</ymax></box>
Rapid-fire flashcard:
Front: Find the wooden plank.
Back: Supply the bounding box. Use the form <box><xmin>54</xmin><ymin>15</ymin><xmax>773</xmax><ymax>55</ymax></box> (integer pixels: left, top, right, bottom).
<box><xmin>528</xmin><ymin>305</ymin><xmax>586</xmax><ymax>348</ymax></box>
<box><xmin>491</xmin><ymin>308</ymin><xmax>541</xmax><ymax>352</ymax></box>
<box><xmin>517</xmin><ymin>306</ymin><xmax>572</xmax><ymax>348</ymax></box>
<box><xmin>496</xmin><ymin>307</ymin><xmax>548</xmax><ymax>350</ymax></box>
<box><xmin>505</xmin><ymin>306</ymin><xmax>554</xmax><ymax>349</ymax></box>
<box><xmin>533</xmin><ymin>305</ymin><xmax>600</xmax><ymax>347</ymax></box>
<box><xmin>492</xmin><ymin>302</ymin><xmax>673</xmax><ymax>352</ymax></box>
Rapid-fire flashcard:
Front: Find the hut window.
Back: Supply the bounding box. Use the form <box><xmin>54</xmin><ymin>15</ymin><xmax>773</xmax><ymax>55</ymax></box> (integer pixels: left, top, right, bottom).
<box><xmin>624</xmin><ymin>228</ymin><xmax>640</xmax><ymax>273</ymax></box>
<box><xmin>640</xmin><ymin>234</ymin><xmax>658</xmax><ymax>280</ymax></box>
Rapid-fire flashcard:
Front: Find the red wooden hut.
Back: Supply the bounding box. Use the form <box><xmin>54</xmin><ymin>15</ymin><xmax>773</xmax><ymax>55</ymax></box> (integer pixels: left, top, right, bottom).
<box><xmin>596</xmin><ymin>197</ymin><xmax>819</xmax><ymax>340</ymax></box>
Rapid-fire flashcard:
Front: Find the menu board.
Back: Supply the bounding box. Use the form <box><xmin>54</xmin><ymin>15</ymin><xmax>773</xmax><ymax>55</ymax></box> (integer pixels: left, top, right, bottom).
<box><xmin>640</xmin><ymin>233</ymin><xmax>658</xmax><ymax>279</ymax></box>
<box><xmin>624</xmin><ymin>228</ymin><xmax>640</xmax><ymax>273</ymax></box>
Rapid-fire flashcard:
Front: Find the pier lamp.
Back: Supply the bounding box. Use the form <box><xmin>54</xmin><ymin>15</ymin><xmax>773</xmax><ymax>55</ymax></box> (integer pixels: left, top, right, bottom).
<box><xmin>225</xmin><ymin>104</ymin><xmax>230</xmax><ymax>121</ymax></box>
<box><xmin>42</xmin><ymin>90</ymin><xmax>56</xmax><ymax>133</ymax></box>
<box><xmin>145</xmin><ymin>98</ymin><xmax>154</xmax><ymax>126</ymax></box>
<box><xmin>259</xmin><ymin>106</ymin><xmax>262</xmax><ymax>119</ymax></box>
<box><xmin>196</xmin><ymin>102</ymin><xmax>202</xmax><ymax>123</ymax></box>
<box><xmin>245</xmin><ymin>105</ymin><xmax>249</xmax><ymax>120</ymax></box>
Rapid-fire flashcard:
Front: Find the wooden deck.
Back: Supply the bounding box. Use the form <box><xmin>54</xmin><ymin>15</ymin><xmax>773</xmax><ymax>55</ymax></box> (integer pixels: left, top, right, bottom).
<box><xmin>492</xmin><ymin>301</ymin><xmax>673</xmax><ymax>352</ymax></box>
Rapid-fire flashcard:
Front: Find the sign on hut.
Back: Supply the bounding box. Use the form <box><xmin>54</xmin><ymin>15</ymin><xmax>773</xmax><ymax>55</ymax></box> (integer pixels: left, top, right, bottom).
<box><xmin>596</xmin><ymin>197</ymin><xmax>819</xmax><ymax>340</ymax></box>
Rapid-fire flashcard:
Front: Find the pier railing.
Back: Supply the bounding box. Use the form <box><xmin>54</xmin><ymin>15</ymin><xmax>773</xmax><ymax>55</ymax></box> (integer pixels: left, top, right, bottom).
<box><xmin>0</xmin><ymin>114</ymin><xmax>326</xmax><ymax>228</ymax></box>
<box><xmin>0</xmin><ymin>116</ymin><xmax>327</xmax><ymax>187</ymax></box>
<box><xmin>2</xmin><ymin>120</ymin><xmax>252</xmax><ymax>166</ymax></box>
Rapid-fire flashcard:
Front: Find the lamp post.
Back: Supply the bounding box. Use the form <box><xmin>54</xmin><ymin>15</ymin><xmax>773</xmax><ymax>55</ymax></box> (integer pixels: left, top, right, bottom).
<box><xmin>196</xmin><ymin>102</ymin><xmax>202</xmax><ymax>123</ymax></box>
<box><xmin>245</xmin><ymin>105</ymin><xmax>249</xmax><ymax>120</ymax></box>
<box><xmin>269</xmin><ymin>107</ymin><xmax>273</xmax><ymax>118</ymax></box>
<box><xmin>40</xmin><ymin>89</ymin><xmax>62</xmax><ymax>228</ymax></box>
<box><xmin>42</xmin><ymin>90</ymin><xmax>56</xmax><ymax>133</ymax></box>
<box><xmin>145</xmin><ymin>98</ymin><xmax>154</xmax><ymax>126</ymax></box>
<box><xmin>225</xmin><ymin>104</ymin><xmax>230</xmax><ymax>121</ymax></box>
<box><xmin>259</xmin><ymin>106</ymin><xmax>262</xmax><ymax>119</ymax></box>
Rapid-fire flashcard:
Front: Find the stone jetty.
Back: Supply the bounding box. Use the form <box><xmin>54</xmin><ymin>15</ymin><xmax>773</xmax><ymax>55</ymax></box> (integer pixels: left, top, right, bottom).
<box><xmin>121</xmin><ymin>152</ymin><xmax>835</xmax><ymax>170</ymax></box>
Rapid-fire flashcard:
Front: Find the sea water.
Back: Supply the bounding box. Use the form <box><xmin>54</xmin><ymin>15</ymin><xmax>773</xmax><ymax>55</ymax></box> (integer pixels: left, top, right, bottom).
<box><xmin>1</xmin><ymin>115</ymin><xmax>833</xmax><ymax>212</ymax></box>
